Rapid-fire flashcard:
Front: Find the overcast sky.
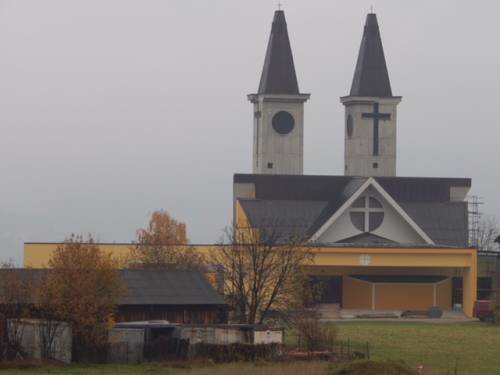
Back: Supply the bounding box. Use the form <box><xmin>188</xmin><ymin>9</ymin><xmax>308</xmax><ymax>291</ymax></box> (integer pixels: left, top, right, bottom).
<box><xmin>0</xmin><ymin>0</ymin><xmax>499</xmax><ymax>263</ymax></box>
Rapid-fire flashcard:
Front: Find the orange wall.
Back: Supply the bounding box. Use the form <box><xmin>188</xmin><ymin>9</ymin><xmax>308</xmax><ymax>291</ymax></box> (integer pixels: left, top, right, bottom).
<box><xmin>343</xmin><ymin>277</ymin><xmax>372</xmax><ymax>309</ymax></box>
<box><xmin>436</xmin><ymin>279</ymin><xmax>452</xmax><ymax>310</ymax></box>
<box><xmin>375</xmin><ymin>284</ymin><xmax>434</xmax><ymax>310</ymax></box>
<box><xmin>24</xmin><ymin>242</ymin><xmax>477</xmax><ymax>317</ymax></box>
<box><xmin>343</xmin><ymin>277</ymin><xmax>452</xmax><ymax>311</ymax></box>
<box><xmin>24</xmin><ymin>243</ymin><xmax>216</xmax><ymax>268</ymax></box>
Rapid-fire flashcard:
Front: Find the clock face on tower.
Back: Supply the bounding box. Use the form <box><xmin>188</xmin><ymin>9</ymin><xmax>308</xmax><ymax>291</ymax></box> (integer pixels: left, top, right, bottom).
<box><xmin>272</xmin><ymin>111</ymin><xmax>295</xmax><ymax>135</ymax></box>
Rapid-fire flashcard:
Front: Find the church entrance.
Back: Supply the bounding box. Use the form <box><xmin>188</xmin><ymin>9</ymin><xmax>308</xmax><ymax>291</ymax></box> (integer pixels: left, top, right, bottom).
<box><xmin>311</xmin><ymin>276</ymin><xmax>343</xmax><ymax>306</ymax></box>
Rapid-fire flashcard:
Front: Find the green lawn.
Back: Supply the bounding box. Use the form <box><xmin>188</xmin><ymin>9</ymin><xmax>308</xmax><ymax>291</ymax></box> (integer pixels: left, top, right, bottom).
<box><xmin>3</xmin><ymin>321</ymin><xmax>500</xmax><ymax>375</ymax></box>
<box><xmin>336</xmin><ymin>321</ymin><xmax>500</xmax><ymax>375</ymax></box>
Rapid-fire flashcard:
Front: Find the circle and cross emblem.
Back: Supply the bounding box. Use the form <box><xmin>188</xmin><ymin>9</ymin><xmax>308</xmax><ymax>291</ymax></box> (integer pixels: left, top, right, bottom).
<box><xmin>350</xmin><ymin>196</ymin><xmax>385</xmax><ymax>232</ymax></box>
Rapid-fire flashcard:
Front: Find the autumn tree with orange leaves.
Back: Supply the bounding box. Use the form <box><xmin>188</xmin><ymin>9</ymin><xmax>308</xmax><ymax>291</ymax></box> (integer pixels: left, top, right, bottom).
<box><xmin>39</xmin><ymin>234</ymin><xmax>125</xmax><ymax>359</ymax></box>
<box><xmin>129</xmin><ymin>210</ymin><xmax>204</xmax><ymax>270</ymax></box>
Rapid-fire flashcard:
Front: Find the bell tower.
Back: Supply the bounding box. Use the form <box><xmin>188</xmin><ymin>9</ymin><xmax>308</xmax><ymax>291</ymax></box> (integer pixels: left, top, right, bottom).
<box><xmin>341</xmin><ymin>13</ymin><xmax>402</xmax><ymax>177</ymax></box>
<box><xmin>248</xmin><ymin>10</ymin><xmax>310</xmax><ymax>175</ymax></box>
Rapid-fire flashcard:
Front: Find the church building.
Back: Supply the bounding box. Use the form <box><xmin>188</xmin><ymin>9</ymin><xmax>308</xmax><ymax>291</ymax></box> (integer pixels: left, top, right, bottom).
<box><xmin>234</xmin><ymin>10</ymin><xmax>477</xmax><ymax>317</ymax></box>
<box><xmin>23</xmin><ymin>10</ymin><xmax>479</xmax><ymax>319</ymax></box>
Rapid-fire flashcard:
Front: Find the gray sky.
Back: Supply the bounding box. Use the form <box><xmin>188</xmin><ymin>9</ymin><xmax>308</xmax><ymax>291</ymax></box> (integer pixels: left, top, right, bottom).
<box><xmin>0</xmin><ymin>0</ymin><xmax>499</xmax><ymax>263</ymax></box>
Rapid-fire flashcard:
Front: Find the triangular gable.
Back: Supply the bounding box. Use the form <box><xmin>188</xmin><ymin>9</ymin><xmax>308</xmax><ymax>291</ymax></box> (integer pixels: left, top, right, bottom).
<box><xmin>309</xmin><ymin>177</ymin><xmax>435</xmax><ymax>245</ymax></box>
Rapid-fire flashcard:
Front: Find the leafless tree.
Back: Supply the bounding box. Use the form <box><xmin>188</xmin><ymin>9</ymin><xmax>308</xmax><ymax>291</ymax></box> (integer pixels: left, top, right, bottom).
<box><xmin>36</xmin><ymin>280</ymin><xmax>63</xmax><ymax>361</ymax></box>
<box><xmin>477</xmin><ymin>216</ymin><xmax>500</xmax><ymax>252</ymax></box>
<box><xmin>0</xmin><ymin>262</ymin><xmax>36</xmax><ymax>359</ymax></box>
<box><xmin>37</xmin><ymin>318</ymin><xmax>63</xmax><ymax>361</ymax></box>
<box><xmin>211</xmin><ymin>221</ymin><xmax>314</xmax><ymax>325</ymax></box>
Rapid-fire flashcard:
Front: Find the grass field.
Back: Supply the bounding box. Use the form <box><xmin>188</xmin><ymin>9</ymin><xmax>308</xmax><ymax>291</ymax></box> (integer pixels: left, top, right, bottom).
<box><xmin>336</xmin><ymin>321</ymin><xmax>500</xmax><ymax>375</ymax></box>
<box><xmin>2</xmin><ymin>321</ymin><xmax>500</xmax><ymax>375</ymax></box>
<box><xmin>0</xmin><ymin>361</ymin><xmax>329</xmax><ymax>375</ymax></box>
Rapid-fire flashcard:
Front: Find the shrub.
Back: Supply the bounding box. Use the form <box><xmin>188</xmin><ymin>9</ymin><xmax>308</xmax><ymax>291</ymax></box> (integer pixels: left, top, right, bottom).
<box><xmin>293</xmin><ymin>317</ymin><xmax>337</xmax><ymax>352</ymax></box>
<box><xmin>192</xmin><ymin>343</ymin><xmax>282</xmax><ymax>362</ymax></box>
<box><xmin>328</xmin><ymin>360</ymin><xmax>418</xmax><ymax>375</ymax></box>
<box><xmin>494</xmin><ymin>308</ymin><xmax>500</xmax><ymax>326</ymax></box>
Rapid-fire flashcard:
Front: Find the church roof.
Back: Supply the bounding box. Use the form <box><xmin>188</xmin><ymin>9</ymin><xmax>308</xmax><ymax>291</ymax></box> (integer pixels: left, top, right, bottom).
<box><xmin>350</xmin><ymin>13</ymin><xmax>393</xmax><ymax>97</ymax></box>
<box><xmin>238</xmin><ymin>199</ymin><xmax>328</xmax><ymax>240</ymax></box>
<box><xmin>257</xmin><ymin>10</ymin><xmax>300</xmax><ymax>95</ymax></box>
<box><xmin>234</xmin><ymin>174</ymin><xmax>471</xmax><ymax>247</ymax></box>
<box><xmin>234</xmin><ymin>174</ymin><xmax>471</xmax><ymax>202</ymax></box>
<box><xmin>399</xmin><ymin>202</ymin><xmax>469</xmax><ymax>247</ymax></box>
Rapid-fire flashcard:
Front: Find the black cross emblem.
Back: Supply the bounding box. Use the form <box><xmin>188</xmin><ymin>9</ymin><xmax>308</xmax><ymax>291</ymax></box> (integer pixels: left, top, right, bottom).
<box><xmin>362</xmin><ymin>103</ymin><xmax>391</xmax><ymax>156</ymax></box>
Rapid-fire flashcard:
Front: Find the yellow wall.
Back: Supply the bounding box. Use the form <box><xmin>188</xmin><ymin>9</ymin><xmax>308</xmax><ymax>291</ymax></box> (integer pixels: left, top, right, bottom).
<box><xmin>375</xmin><ymin>284</ymin><xmax>434</xmax><ymax>310</ymax></box>
<box><xmin>343</xmin><ymin>277</ymin><xmax>372</xmax><ymax>309</ymax></box>
<box><xmin>24</xmin><ymin>243</ymin><xmax>216</xmax><ymax>268</ymax></box>
<box><xmin>24</xmin><ymin>243</ymin><xmax>134</xmax><ymax>268</ymax></box>
<box><xmin>25</xmin><ymin>243</ymin><xmax>477</xmax><ymax>271</ymax></box>
<box><xmin>311</xmin><ymin>247</ymin><xmax>476</xmax><ymax>268</ymax></box>
<box><xmin>24</xmin><ymin>242</ymin><xmax>477</xmax><ymax>317</ymax></box>
<box><xmin>436</xmin><ymin>279</ymin><xmax>452</xmax><ymax>310</ymax></box>
<box><xmin>235</xmin><ymin>201</ymin><xmax>250</xmax><ymax>229</ymax></box>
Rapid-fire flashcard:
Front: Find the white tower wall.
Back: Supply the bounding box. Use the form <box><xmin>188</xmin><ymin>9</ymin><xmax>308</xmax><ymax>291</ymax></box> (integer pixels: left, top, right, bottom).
<box><xmin>249</xmin><ymin>93</ymin><xmax>309</xmax><ymax>175</ymax></box>
<box><xmin>342</xmin><ymin>96</ymin><xmax>401</xmax><ymax>177</ymax></box>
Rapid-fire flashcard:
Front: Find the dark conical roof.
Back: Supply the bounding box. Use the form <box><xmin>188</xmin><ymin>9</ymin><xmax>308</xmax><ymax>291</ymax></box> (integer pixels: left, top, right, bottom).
<box><xmin>350</xmin><ymin>13</ymin><xmax>392</xmax><ymax>97</ymax></box>
<box><xmin>258</xmin><ymin>10</ymin><xmax>300</xmax><ymax>95</ymax></box>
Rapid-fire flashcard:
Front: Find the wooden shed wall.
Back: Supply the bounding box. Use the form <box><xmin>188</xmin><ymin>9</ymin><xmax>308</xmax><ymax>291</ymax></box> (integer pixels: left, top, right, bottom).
<box><xmin>117</xmin><ymin>305</ymin><xmax>226</xmax><ymax>325</ymax></box>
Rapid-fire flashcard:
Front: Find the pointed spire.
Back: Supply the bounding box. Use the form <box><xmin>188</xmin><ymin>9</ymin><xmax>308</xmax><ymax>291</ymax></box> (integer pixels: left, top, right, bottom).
<box><xmin>258</xmin><ymin>10</ymin><xmax>300</xmax><ymax>95</ymax></box>
<box><xmin>350</xmin><ymin>13</ymin><xmax>393</xmax><ymax>97</ymax></box>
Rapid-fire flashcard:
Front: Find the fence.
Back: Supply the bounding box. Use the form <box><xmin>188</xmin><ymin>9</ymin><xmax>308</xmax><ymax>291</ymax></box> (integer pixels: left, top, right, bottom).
<box><xmin>189</xmin><ymin>342</ymin><xmax>282</xmax><ymax>362</ymax></box>
<box><xmin>288</xmin><ymin>331</ymin><xmax>371</xmax><ymax>361</ymax></box>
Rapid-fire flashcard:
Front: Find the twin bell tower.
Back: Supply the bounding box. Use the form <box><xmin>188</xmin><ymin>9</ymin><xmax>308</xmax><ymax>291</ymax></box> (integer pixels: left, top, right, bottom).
<box><xmin>248</xmin><ymin>10</ymin><xmax>401</xmax><ymax>177</ymax></box>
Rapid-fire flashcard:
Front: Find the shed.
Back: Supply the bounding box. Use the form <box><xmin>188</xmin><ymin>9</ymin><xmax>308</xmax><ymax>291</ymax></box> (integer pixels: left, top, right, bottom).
<box><xmin>117</xmin><ymin>270</ymin><xmax>227</xmax><ymax>324</ymax></box>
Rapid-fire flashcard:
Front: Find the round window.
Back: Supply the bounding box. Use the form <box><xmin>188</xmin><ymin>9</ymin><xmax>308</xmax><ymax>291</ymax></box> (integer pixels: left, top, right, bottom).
<box><xmin>272</xmin><ymin>111</ymin><xmax>295</xmax><ymax>135</ymax></box>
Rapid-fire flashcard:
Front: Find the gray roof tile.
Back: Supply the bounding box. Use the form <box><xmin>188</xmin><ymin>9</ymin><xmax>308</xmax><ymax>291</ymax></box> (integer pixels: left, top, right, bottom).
<box><xmin>120</xmin><ymin>270</ymin><xmax>225</xmax><ymax>306</ymax></box>
<box><xmin>0</xmin><ymin>269</ymin><xmax>225</xmax><ymax>307</ymax></box>
<box><xmin>350</xmin><ymin>13</ymin><xmax>393</xmax><ymax>97</ymax></box>
<box><xmin>235</xmin><ymin>174</ymin><xmax>470</xmax><ymax>247</ymax></box>
<box><xmin>258</xmin><ymin>10</ymin><xmax>300</xmax><ymax>95</ymax></box>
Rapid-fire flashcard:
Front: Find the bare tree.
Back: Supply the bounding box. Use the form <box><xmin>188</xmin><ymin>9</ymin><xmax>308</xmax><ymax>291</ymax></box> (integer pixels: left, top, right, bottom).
<box><xmin>36</xmin><ymin>282</ymin><xmax>64</xmax><ymax>361</ymax></box>
<box><xmin>36</xmin><ymin>317</ymin><xmax>63</xmax><ymax>361</ymax></box>
<box><xmin>0</xmin><ymin>261</ymin><xmax>36</xmax><ymax>359</ymax></box>
<box><xmin>211</xmin><ymin>222</ymin><xmax>314</xmax><ymax>325</ymax></box>
<box><xmin>477</xmin><ymin>216</ymin><xmax>500</xmax><ymax>252</ymax></box>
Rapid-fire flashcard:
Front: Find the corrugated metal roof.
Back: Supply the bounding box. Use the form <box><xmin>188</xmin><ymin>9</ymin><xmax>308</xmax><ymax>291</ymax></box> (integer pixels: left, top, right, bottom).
<box><xmin>0</xmin><ymin>269</ymin><xmax>225</xmax><ymax>307</ymax></box>
<box><xmin>120</xmin><ymin>270</ymin><xmax>225</xmax><ymax>306</ymax></box>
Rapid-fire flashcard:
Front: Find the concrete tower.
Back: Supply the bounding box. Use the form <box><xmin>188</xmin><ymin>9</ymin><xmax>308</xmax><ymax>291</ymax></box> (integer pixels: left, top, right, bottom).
<box><xmin>341</xmin><ymin>14</ymin><xmax>402</xmax><ymax>177</ymax></box>
<box><xmin>248</xmin><ymin>10</ymin><xmax>310</xmax><ymax>175</ymax></box>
